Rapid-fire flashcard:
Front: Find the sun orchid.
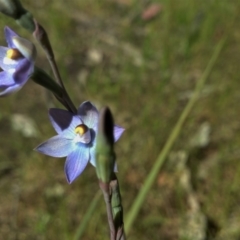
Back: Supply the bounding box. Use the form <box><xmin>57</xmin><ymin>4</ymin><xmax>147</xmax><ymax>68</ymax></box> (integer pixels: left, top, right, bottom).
<box><xmin>35</xmin><ymin>101</ymin><xmax>124</xmax><ymax>184</ymax></box>
<box><xmin>0</xmin><ymin>26</ymin><xmax>36</xmax><ymax>96</ymax></box>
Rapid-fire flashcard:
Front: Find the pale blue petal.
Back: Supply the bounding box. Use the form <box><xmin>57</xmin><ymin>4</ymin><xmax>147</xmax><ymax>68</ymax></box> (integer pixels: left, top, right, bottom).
<box><xmin>89</xmin><ymin>140</ymin><xmax>96</xmax><ymax>167</ymax></box>
<box><xmin>64</xmin><ymin>145</ymin><xmax>90</xmax><ymax>183</ymax></box>
<box><xmin>35</xmin><ymin>135</ymin><xmax>74</xmax><ymax>157</ymax></box>
<box><xmin>78</xmin><ymin>101</ymin><xmax>99</xmax><ymax>130</ymax></box>
<box><xmin>0</xmin><ymin>60</ymin><xmax>32</xmax><ymax>97</ymax></box>
<box><xmin>13</xmin><ymin>58</ymin><xmax>33</xmax><ymax>83</ymax></box>
<box><xmin>49</xmin><ymin>108</ymin><xmax>82</xmax><ymax>137</ymax></box>
<box><xmin>0</xmin><ymin>71</ymin><xmax>22</xmax><ymax>97</ymax></box>
<box><xmin>4</xmin><ymin>27</ymin><xmax>18</xmax><ymax>48</ymax></box>
<box><xmin>0</xmin><ymin>71</ymin><xmax>15</xmax><ymax>85</ymax></box>
<box><xmin>0</xmin><ymin>84</ymin><xmax>22</xmax><ymax>97</ymax></box>
<box><xmin>113</xmin><ymin>125</ymin><xmax>124</xmax><ymax>142</ymax></box>
<box><xmin>0</xmin><ymin>46</ymin><xmax>8</xmax><ymax>60</ymax></box>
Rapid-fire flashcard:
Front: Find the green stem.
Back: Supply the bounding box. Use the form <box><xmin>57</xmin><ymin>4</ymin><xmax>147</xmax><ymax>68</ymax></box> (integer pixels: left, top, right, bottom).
<box><xmin>31</xmin><ymin>66</ymin><xmax>63</xmax><ymax>97</ymax></box>
<box><xmin>110</xmin><ymin>174</ymin><xmax>125</xmax><ymax>240</ymax></box>
<box><xmin>124</xmin><ymin>37</ymin><xmax>226</xmax><ymax>234</ymax></box>
<box><xmin>33</xmin><ymin>20</ymin><xmax>77</xmax><ymax>113</ymax></box>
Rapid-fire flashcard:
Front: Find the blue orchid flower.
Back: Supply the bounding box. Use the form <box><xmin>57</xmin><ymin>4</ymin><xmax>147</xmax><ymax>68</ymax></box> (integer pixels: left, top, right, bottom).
<box><xmin>35</xmin><ymin>101</ymin><xmax>124</xmax><ymax>184</ymax></box>
<box><xmin>0</xmin><ymin>27</ymin><xmax>36</xmax><ymax>96</ymax></box>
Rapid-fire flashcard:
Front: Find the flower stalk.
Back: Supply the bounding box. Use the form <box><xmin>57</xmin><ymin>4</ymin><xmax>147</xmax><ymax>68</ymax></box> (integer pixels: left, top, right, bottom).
<box><xmin>31</xmin><ymin>66</ymin><xmax>64</xmax><ymax>100</ymax></box>
<box><xmin>33</xmin><ymin>20</ymin><xmax>77</xmax><ymax>113</ymax></box>
<box><xmin>96</xmin><ymin>107</ymin><xmax>125</xmax><ymax>240</ymax></box>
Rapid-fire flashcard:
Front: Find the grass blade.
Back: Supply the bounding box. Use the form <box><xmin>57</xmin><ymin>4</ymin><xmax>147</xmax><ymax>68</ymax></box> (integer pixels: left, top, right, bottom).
<box><xmin>125</xmin><ymin>37</ymin><xmax>227</xmax><ymax>234</ymax></box>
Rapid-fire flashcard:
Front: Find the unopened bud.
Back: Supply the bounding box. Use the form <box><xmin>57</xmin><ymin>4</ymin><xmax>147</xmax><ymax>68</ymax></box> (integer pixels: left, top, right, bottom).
<box><xmin>95</xmin><ymin>107</ymin><xmax>115</xmax><ymax>183</ymax></box>
<box><xmin>0</xmin><ymin>0</ymin><xmax>25</xmax><ymax>18</ymax></box>
<box><xmin>0</xmin><ymin>0</ymin><xmax>35</xmax><ymax>32</ymax></box>
<box><xmin>16</xmin><ymin>11</ymin><xmax>35</xmax><ymax>32</ymax></box>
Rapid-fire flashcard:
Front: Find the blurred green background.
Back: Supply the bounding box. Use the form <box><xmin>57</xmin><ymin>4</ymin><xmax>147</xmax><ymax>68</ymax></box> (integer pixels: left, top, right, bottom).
<box><xmin>0</xmin><ymin>0</ymin><xmax>240</xmax><ymax>239</ymax></box>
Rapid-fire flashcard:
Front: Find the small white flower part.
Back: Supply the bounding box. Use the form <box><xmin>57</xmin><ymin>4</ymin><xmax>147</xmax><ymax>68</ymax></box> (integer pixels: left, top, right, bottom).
<box><xmin>74</xmin><ymin>124</ymin><xmax>91</xmax><ymax>144</ymax></box>
<box><xmin>12</xmin><ymin>36</ymin><xmax>37</xmax><ymax>61</ymax></box>
<box><xmin>3</xmin><ymin>56</ymin><xmax>17</xmax><ymax>65</ymax></box>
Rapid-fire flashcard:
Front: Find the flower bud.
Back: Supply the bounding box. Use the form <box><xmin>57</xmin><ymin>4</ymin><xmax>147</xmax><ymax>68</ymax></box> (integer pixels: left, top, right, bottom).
<box><xmin>95</xmin><ymin>107</ymin><xmax>115</xmax><ymax>183</ymax></box>
<box><xmin>16</xmin><ymin>11</ymin><xmax>35</xmax><ymax>32</ymax></box>
<box><xmin>0</xmin><ymin>0</ymin><xmax>25</xmax><ymax>19</ymax></box>
<box><xmin>0</xmin><ymin>0</ymin><xmax>35</xmax><ymax>32</ymax></box>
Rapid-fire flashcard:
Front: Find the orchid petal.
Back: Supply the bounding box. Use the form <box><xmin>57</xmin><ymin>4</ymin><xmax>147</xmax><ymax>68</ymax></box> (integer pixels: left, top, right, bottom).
<box><xmin>0</xmin><ymin>71</ymin><xmax>16</xmax><ymax>86</ymax></box>
<box><xmin>0</xmin><ymin>46</ymin><xmax>8</xmax><ymax>60</ymax></box>
<box><xmin>65</xmin><ymin>145</ymin><xmax>90</xmax><ymax>183</ymax></box>
<box><xmin>4</xmin><ymin>26</ymin><xmax>18</xmax><ymax>48</ymax></box>
<box><xmin>0</xmin><ymin>71</ymin><xmax>22</xmax><ymax>97</ymax></box>
<box><xmin>0</xmin><ymin>84</ymin><xmax>22</xmax><ymax>97</ymax></box>
<box><xmin>78</xmin><ymin>101</ymin><xmax>99</xmax><ymax>130</ymax></box>
<box><xmin>89</xmin><ymin>140</ymin><xmax>96</xmax><ymax>167</ymax></box>
<box><xmin>0</xmin><ymin>61</ymin><xmax>33</xmax><ymax>97</ymax></box>
<box><xmin>35</xmin><ymin>135</ymin><xmax>75</xmax><ymax>157</ymax></box>
<box><xmin>49</xmin><ymin>108</ymin><xmax>82</xmax><ymax>137</ymax></box>
<box><xmin>13</xmin><ymin>58</ymin><xmax>33</xmax><ymax>83</ymax></box>
<box><xmin>114</xmin><ymin>125</ymin><xmax>125</xmax><ymax>142</ymax></box>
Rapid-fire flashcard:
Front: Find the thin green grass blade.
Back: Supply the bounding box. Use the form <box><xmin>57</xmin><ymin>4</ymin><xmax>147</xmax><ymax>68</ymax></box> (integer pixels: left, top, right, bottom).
<box><xmin>73</xmin><ymin>190</ymin><xmax>102</xmax><ymax>240</ymax></box>
<box><xmin>124</xmin><ymin>37</ymin><xmax>227</xmax><ymax>234</ymax></box>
